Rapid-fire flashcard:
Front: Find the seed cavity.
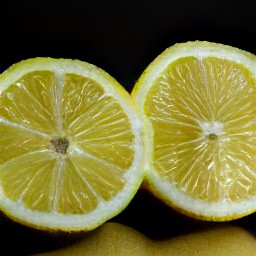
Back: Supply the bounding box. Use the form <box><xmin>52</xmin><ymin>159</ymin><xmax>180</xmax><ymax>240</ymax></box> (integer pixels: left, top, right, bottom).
<box><xmin>207</xmin><ymin>133</ymin><xmax>218</xmax><ymax>141</ymax></box>
<box><xmin>50</xmin><ymin>137</ymin><xmax>69</xmax><ymax>155</ymax></box>
<box><xmin>198</xmin><ymin>121</ymin><xmax>223</xmax><ymax>141</ymax></box>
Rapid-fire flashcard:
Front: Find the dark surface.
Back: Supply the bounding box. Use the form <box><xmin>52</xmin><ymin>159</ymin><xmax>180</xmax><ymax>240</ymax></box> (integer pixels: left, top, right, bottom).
<box><xmin>0</xmin><ymin>1</ymin><xmax>256</xmax><ymax>255</ymax></box>
<box><xmin>0</xmin><ymin>190</ymin><xmax>255</xmax><ymax>255</ymax></box>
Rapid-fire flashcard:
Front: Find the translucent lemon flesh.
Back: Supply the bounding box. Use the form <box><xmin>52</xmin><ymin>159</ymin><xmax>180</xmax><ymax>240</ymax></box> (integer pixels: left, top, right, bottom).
<box><xmin>145</xmin><ymin>56</ymin><xmax>256</xmax><ymax>203</ymax></box>
<box><xmin>0</xmin><ymin>70</ymin><xmax>135</xmax><ymax>215</ymax></box>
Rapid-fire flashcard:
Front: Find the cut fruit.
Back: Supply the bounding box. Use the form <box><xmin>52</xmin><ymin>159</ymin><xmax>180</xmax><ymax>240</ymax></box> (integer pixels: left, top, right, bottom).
<box><xmin>0</xmin><ymin>58</ymin><xmax>144</xmax><ymax>231</ymax></box>
<box><xmin>132</xmin><ymin>41</ymin><xmax>256</xmax><ymax>221</ymax></box>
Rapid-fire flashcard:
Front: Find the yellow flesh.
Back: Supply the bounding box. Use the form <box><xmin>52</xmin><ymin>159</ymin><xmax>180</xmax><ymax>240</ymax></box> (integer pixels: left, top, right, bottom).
<box><xmin>0</xmin><ymin>71</ymin><xmax>135</xmax><ymax>214</ymax></box>
<box><xmin>145</xmin><ymin>57</ymin><xmax>256</xmax><ymax>202</ymax></box>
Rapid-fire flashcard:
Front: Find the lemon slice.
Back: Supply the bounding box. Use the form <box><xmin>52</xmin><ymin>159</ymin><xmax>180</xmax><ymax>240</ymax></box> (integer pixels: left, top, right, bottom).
<box><xmin>132</xmin><ymin>41</ymin><xmax>256</xmax><ymax>220</ymax></box>
<box><xmin>0</xmin><ymin>58</ymin><xmax>144</xmax><ymax>231</ymax></box>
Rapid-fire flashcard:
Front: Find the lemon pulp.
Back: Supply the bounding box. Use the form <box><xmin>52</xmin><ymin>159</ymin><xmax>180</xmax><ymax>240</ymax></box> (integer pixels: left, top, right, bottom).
<box><xmin>145</xmin><ymin>56</ymin><xmax>256</xmax><ymax>203</ymax></box>
<box><xmin>0</xmin><ymin>70</ymin><xmax>135</xmax><ymax>215</ymax></box>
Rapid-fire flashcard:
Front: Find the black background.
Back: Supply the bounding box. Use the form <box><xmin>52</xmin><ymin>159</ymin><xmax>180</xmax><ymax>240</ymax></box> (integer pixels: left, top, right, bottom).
<box><xmin>0</xmin><ymin>1</ymin><xmax>256</xmax><ymax>255</ymax></box>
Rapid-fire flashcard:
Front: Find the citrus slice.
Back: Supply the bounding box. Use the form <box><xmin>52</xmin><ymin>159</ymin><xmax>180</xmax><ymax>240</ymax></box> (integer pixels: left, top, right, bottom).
<box><xmin>0</xmin><ymin>58</ymin><xmax>144</xmax><ymax>231</ymax></box>
<box><xmin>132</xmin><ymin>41</ymin><xmax>256</xmax><ymax>220</ymax></box>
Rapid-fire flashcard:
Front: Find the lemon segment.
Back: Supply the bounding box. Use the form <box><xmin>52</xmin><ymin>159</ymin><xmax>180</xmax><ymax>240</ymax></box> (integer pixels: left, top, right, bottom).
<box><xmin>61</xmin><ymin>74</ymin><xmax>105</xmax><ymax>132</ymax></box>
<box><xmin>0</xmin><ymin>71</ymin><xmax>58</xmax><ymax>135</ymax></box>
<box><xmin>0</xmin><ymin>151</ymin><xmax>55</xmax><ymax>211</ymax></box>
<box><xmin>0</xmin><ymin>123</ymin><xmax>49</xmax><ymax>164</ymax></box>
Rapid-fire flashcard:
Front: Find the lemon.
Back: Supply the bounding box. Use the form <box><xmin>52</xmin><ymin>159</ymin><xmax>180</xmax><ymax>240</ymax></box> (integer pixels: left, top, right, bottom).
<box><xmin>35</xmin><ymin>222</ymin><xmax>256</xmax><ymax>256</ymax></box>
<box><xmin>132</xmin><ymin>41</ymin><xmax>256</xmax><ymax>220</ymax></box>
<box><xmin>0</xmin><ymin>58</ymin><xmax>144</xmax><ymax>231</ymax></box>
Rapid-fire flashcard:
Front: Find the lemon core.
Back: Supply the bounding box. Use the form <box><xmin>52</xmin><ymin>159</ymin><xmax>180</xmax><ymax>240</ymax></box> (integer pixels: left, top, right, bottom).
<box><xmin>50</xmin><ymin>137</ymin><xmax>69</xmax><ymax>155</ymax></box>
<box><xmin>207</xmin><ymin>134</ymin><xmax>218</xmax><ymax>141</ymax></box>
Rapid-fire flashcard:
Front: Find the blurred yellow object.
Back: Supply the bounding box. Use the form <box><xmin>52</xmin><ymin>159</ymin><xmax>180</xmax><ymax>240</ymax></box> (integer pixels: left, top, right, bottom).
<box><xmin>35</xmin><ymin>222</ymin><xmax>256</xmax><ymax>256</ymax></box>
